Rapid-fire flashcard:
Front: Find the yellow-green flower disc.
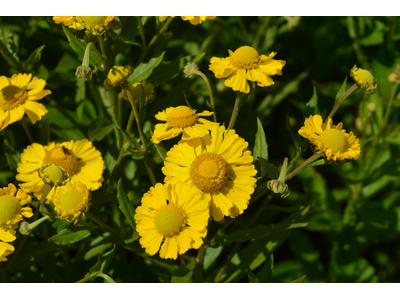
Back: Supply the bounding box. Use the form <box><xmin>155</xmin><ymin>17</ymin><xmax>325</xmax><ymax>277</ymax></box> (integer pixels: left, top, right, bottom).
<box><xmin>0</xmin><ymin>195</ymin><xmax>20</xmax><ymax>224</ymax></box>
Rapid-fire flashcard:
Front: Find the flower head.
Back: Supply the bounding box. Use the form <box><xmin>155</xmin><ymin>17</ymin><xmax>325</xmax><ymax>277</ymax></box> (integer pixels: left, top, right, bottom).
<box><xmin>16</xmin><ymin>139</ymin><xmax>105</xmax><ymax>202</ymax></box>
<box><xmin>104</xmin><ymin>65</ymin><xmax>133</xmax><ymax>89</ymax></box>
<box><xmin>53</xmin><ymin>16</ymin><xmax>119</xmax><ymax>35</ymax></box>
<box><xmin>163</xmin><ymin>124</ymin><xmax>257</xmax><ymax>221</ymax></box>
<box><xmin>0</xmin><ymin>183</ymin><xmax>32</xmax><ymax>242</ymax></box>
<box><xmin>350</xmin><ymin>65</ymin><xmax>377</xmax><ymax>94</ymax></box>
<box><xmin>120</xmin><ymin>81</ymin><xmax>156</xmax><ymax>104</ymax></box>
<box><xmin>0</xmin><ymin>242</ymin><xmax>14</xmax><ymax>262</ymax></box>
<box><xmin>151</xmin><ymin>105</ymin><xmax>217</xmax><ymax>144</ymax></box>
<box><xmin>52</xmin><ymin>182</ymin><xmax>91</xmax><ymax>222</ymax></box>
<box><xmin>209</xmin><ymin>45</ymin><xmax>285</xmax><ymax>93</ymax></box>
<box><xmin>0</xmin><ymin>73</ymin><xmax>51</xmax><ymax>130</ymax></box>
<box><xmin>159</xmin><ymin>16</ymin><xmax>216</xmax><ymax>25</ymax></box>
<box><xmin>298</xmin><ymin>115</ymin><xmax>361</xmax><ymax>162</ymax></box>
<box><xmin>135</xmin><ymin>182</ymin><xmax>209</xmax><ymax>260</ymax></box>
<box><xmin>53</xmin><ymin>16</ymin><xmax>75</xmax><ymax>26</ymax></box>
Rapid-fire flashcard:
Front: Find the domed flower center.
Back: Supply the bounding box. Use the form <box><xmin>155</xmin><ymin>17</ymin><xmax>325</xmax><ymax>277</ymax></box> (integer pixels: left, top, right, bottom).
<box><xmin>0</xmin><ymin>85</ymin><xmax>28</xmax><ymax>110</ymax></box>
<box><xmin>60</xmin><ymin>190</ymin><xmax>84</xmax><ymax>213</ymax></box>
<box><xmin>230</xmin><ymin>46</ymin><xmax>260</xmax><ymax>69</ymax></box>
<box><xmin>0</xmin><ymin>195</ymin><xmax>21</xmax><ymax>224</ymax></box>
<box><xmin>40</xmin><ymin>164</ymin><xmax>70</xmax><ymax>186</ymax></box>
<box><xmin>190</xmin><ymin>153</ymin><xmax>229</xmax><ymax>192</ymax></box>
<box><xmin>319</xmin><ymin>128</ymin><xmax>348</xmax><ymax>153</ymax></box>
<box><xmin>155</xmin><ymin>204</ymin><xmax>184</xmax><ymax>236</ymax></box>
<box><xmin>356</xmin><ymin>69</ymin><xmax>374</xmax><ymax>86</ymax></box>
<box><xmin>78</xmin><ymin>16</ymin><xmax>112</xmax><ymax>28</ymax></box>
<box><xmin>43</xmin><ymin>147</ymin><xmax>79</xmax><ymax>176</ymax></box>
<box><xmin>166</xmin><ymin>106</ymin><xmax>198</xmax><ymax>128</ymax></box>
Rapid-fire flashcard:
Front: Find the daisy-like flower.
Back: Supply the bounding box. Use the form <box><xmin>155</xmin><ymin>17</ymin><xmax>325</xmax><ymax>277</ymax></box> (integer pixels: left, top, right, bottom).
<box><xmin>53</xmin><ymin>16</ymin><xmax>120</xmax><ymax>36</ymax></box>
<box><xmin>159</xmin><ymin>16</ymin><xmax>216</xmax><ymax>25</ymax></box>
<box><xmin>0</xmin><ymin>183</ymin><xmax>33</xmax><ymax>242</ymax></box>
<box><xmin>0</xmin><ymin>73</ymin><xmax>51</xmax><ymax>130</ymax></box>
<box><xmin>135</xmin><ymin>182</ymin><xmax>209</xmax><ymax>260</ymax></box>
<box><xmin>298</xmin><ymin>115</ymin><xmax>361</xmax><ymax>162</ymax></box>
<box><xmin>52</xmin><ymin>182</ymin><xmax>91</xmax><ymax>222</ymax></box>
<box><xmin>350</xmin><ymin>65</ymin><xmax>377</xmax><ymax>94</ymax></box>
<box><xmin>151</xmin><ymin>105</ymin><xmax>217</xmax><ymax>144</ymax></box>
<box><xmin>163</xmin><ymin>124</ymin><xmax>257</xmax><ymax>221</ymax></box>
<box><xmin>16</xmin><ymin>139</ymin><xmax>105</xmax><ymax>201</ymax></box>
<box><xmin>0</xmin><ymin>242</ymin><xmax>15</xmax><ymax>262</ymax></box>
<box><xmin>209</xmin><ymin>45</ymin><xmax>286</xmax><ymax>93</ymax></box>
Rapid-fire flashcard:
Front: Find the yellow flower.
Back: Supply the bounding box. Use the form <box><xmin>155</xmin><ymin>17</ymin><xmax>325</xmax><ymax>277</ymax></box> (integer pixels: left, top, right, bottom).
<box><xmin>53</xmin><ymin>16</ymin><xmax>117</xmax><ymax>35</ymax></box>
<box><xmin>134</xmin><ymin>182</ymin><xmax>209</xmax><ymax>260</ymax></box>
<box><xmin>0</xmin><ymin>73</ymin><xmax>51</xmax><ymax>130</ymax></box>
<box><xmin>298</xmin><ymin>115</ymin><xmax>361</xmax><ymax>162</ymax></box>
<box><xmin>350</xmin><ymin>65</ymin><xmax>377</xmax><ymax>94</ymax></box>
<box><xmin>0</xmin><ymin>183</ymin><xmax>33</xmax><ymax>242</ymax></box>
<box><xmin>163</xmin><ymin>124</ymin><xmax>257</xmax><ymax>221</ymax></box>
<box><xmin>104</xmin><ymin>65</ymin><xmax>133</xmax><ymax>89</ymax></box>
<box><xmin>53</xmin><ymin>16</ymin><xmax>75</xmax><ymax>26</ymax></box>
<box><xmin>151</xmin><ymin>105</ymin><xmax>217</xmax><ymax>144</ymax></box>
<box><xmin>209</xmin><ymin>45</ymin><xmax>286</xmax><ymax>93</ymax></box>
<box><xmin>120</xmin><ymin>81</ymin><xmax>156</xmax><ymax>104</ymax></box>
<box><xmin>16</xmin><ymin>139</ymin><xmax>105</xmax><ymax>202</ymax></box>
<box><xmin>0</xmin><ymin>241</ymin><xmax>15</xmax><ymax>262</ymax></box>
<box><xmin>52</xmin><ymin>182</ymin><xmax>91</xmax><ymax>222</ymax></box>
<box><xmin>158</xmin><ymin>16</ymin><xmax>216</xmax><ymax>25</ymax></box>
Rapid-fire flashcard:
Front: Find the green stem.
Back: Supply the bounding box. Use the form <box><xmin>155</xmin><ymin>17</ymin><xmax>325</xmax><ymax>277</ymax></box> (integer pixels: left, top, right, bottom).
<box><xmin>228</xmin><ymin>91</ymin><xmax>241</xmax><ymax>130</ymax></box>
<box><xmin>136</xmin><ymin>17</ymin><xmax>173</xmax><ymax>66</ymax></box>
<box><xmin>137</xmin><ymin>16</ymin><xmax>147</xmax><ymax>49</ymax></box>
<box><xmin>285</xmin><ymin>153</ymin><xmax>323</xmax><ymax>181</ymax></box>
<box><xmin>192</xmin><ymin>69</ymin><xmax>217</xmax><ymax>122</ymax></box>
<box><xmin>194</xmin><ymin>245</ymin><xmax>207</xmax><ymax>283</ymax></box>
<box><xmin>21</xmin><ymin>117</ymin><xmax>34</xmax><ymax>144</ymax></box>
<box><xmin>96</xmin><ymin>273</ymin><xmax>116</xmax><ymax>283</ymax></box>
<box><xmin>0</xmin><ymin>39</ymin><xmax>26</xmax><ymax>72</ymax></box>
<box><xmin>326</xmin><ymin>83</ymin><xmax>359</xmax><ymax>122</ymax></box>
<box><xmin>86</xmin><ymin>211</ymin><xmax>122</xmax><ymax>237</ymax></box>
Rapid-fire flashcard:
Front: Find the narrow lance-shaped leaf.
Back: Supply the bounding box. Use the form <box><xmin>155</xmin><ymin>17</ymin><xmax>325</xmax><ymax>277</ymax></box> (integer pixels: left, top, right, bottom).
<box><xmin>247</xmin><ymin>264</ymin><xmax>261</xmax><ymax>283</ymax></box>
<box><xmin>24</xmin><ymin>45</ymin><xmax>45</xmax><ymax>68</ymax></box>
<box><xmin>334</xmin><ymin>76</ymin><xmax>348</xmax><ymax>106</ymax></box>
<box><xmin>303</xmin><ymin>86</ymin><xmax>318</xmax><ymax>120</ymax></box>
<box><xmin>171</xmin><ymin>258</ymin><xmax>195</xmax><ymax>283</ymax></box>
<box><xmin>253</xmin><ymin>117</ymin><xmax>268</xmax><ymax>162</ymax></box>
<box><xmin>129</xmin><ymin>51</ymin><xmax>165</xmax><ymax>82</ymax></box>
<box><xmin>48</xmin><ymin>226</ymin><xmax>92</xmax><ymax>245</ymax></box>
<box><xmin>117</xmin><ymin>179</ymin><xmax>136</xmax><ymax>231</ymax></box>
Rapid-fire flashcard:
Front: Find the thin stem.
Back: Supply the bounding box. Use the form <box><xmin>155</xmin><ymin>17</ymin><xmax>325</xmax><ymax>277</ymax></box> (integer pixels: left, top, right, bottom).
<box><xmin>192</xmin><ymin>70</ymin><xmax>217</xmax><ymax>122</ymax></box>
<box><xmin>86</xmin><ymin>211</ymin><xmax>122</xmax><ymax>237</ymax></box>
<box><xmin>137</xmin><ymin>16</ymin><xmax>147</xmax><ymax>49</ymax></box>
<box><xmin>21</xmin><ymin>117</ymin><xmax>34</xmax><ymax>144</ymax></box>
<box><xmin>0</xmin><ymin>39</ymin><xmax>26</xmax><ymax>72</ymax></box>
<box><xmin>285</xmin><ymin>153</ymin><xmax>322</xmax><ymax>181</ymax></box>
<box><xmin>326</xmin><ymin>83</ymin><xmax>359</xmax><ymax>122</ymax></box>
<box><xmin>136</xmin><ymin>17</ymin><xmax>173</xmax><ymax>65</ymax></box>
<box><xmin>194</xmin><ymin>245</ymin><xmax>207</xmax><ymax>283</ymax></box>
<box><xmin>228</xmin><ymin>91</ymin><xmax>242</xmax><ymax>130</ymax></box>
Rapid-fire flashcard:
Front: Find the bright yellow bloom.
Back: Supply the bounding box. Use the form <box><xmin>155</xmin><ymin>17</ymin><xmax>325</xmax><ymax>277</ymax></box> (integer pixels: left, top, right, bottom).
<box><xmin>135</xmin><ymin>182</ymin><xmax>209</xmax><ymax>260</ymax></box>
<box><xmin>104</xmin><ymin>65</ymin><xmax>133</xmax><ymax>89</ymax></box>
<box><xmin>0</xmin><ymin>183</ymin><xmax>32</xmax><ymax>242</ymax></box>
<box><xmin>0</xmin><ymin>73</ymin><xmax>51</xmax><ymax>130</ymax></box>
<box><xmin>52</xmin><ymin>182</ymin><xmax>91</xmax><ymax>222</ymax></box>
<box><xmin>350</xmin><ymin>65</ymin><xmax>377</xmax><ymax>94</ymax></box>
<box><xmin>53</xmin><ymin>16</ymin><xmax>117</xmax><ymax>35</ymax></box>
<box><xmin>151</xmin><ymin>106</ymin><xmax>217</xmax><ymax>144</ymax></box>
<box><xmin>159</xmin><ymin>16</ymin><xmax>216</xmax><ymax>25</ymax></box>
<box><xmin>209</xmin><ymin>45</ymin><xmax>286</xmax><ymax>93</ymax></box>
<box><xmin>298</xmin><ymin>115</ymin><xmax>361</xmax><ymax>162</ymax></box>
<box><xmin>0</xmin><ymin>241</ymin><xmax>15</xmax><ymax>262</ymax></box>
<box><xmin>16</xmin><ymin>139</ymin><xmax>105</xmax><ymax>202</ymax></box>
<box><xmin>163</xmin><ymin>124</ymin><xmax>257</xmax><ymax>221</ymax></box>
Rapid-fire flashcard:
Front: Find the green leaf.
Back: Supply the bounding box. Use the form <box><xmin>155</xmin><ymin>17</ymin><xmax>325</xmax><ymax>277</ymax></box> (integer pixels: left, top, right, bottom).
<box><xmin>100</xmin><ymin>244</ymin><xmax>116</xmax><ymax>273</ymax></box>
<box><xmin>104</xmin><ymin>152</ymin><xmax>117</xmax><ymax>174</ymax></box>
<box><xmin>40</xmin><ymin>118</ymin><xmax>51</xmax><ymax>145</ymax></box>
<box><xmin>3</xmin><ymin>138</ymin><xmax>21</xmax><ymax>170</ymax></box>
<box><xmin>171</xmin><ymin>257</ymin><xmax>195</xmax><ymax>283</ymax></box>
<box><xmin>48</xmin><ymin>226</ymin><xmax>92</xmax><ymax>245</ymax></box>
<box><xmin>152</xmin><ymin>141</ymin><xmax>167</xmax><ymax>162</ymax></box>
<box><xmin>334</xmin><ymin>77</ymin><xmax>348</xmax><ymax>106</ymax></box>
<box><xmin>291</xmin><ymin>274</ymin><xmax>307</xmax><ymax>283</ymax></box>
<box><xmin>247</xmin><ymin>265</ymin><xmax>261</xmax><ymax>283</ymax></box>
<box><xmin>117</xmin><ymin>17</ymin><xmax>140</xmax><ymax>46</ymax></box>
<box><xmin>285</xmin><ymin>113</ymin><xmax>299</xmax><ymax>151</ymax></box>
<box><xmin>257</xmin><ymin>254</ymin><xmax>274</xmax><ymax>283</ymax></box>
<box><xmin>129</xmin><ymin>149</ymin><xmax>145</xmax><ymax>160</ymax></box>
<box><xmin>129</xmin><ymin>52</ymin><xmax>165</xmax><ymax>82</ymax></box>
<box><xmin>84</xmin><ymin>243</ymin><xmax>113</xmax><ymax>261</ymax></box>
<box><xmin>203</xmin><ymin>246</ymin><xmax>223</xmax><ymax>270</ymax></box>
<box><xmin>258</xmin><ymin>157</ymin><xmax>279</xmax><ymax>179</ymax></box>
<box><xmin>212</xmin><ymin>220</ymin><xmax>310</xmax><ymax>247</ymax></box>
<box><xmin>303</xmin><ymin>86</ymin><xmax>318</xmax><ymax>120</ymax></box>
<box><xmin>147</xmin><ymin>55</ymin><xmax>191</xmax><ymax>85</ymax></box>
<box><xmin>307</xmin><ymin>158</ymin><xmax>329</xmax><ymax>168</ymax></box>
<box><xmin>24</xmin><ymin>45</ymin><xmax>45</xmax><ymax>68</ymax></box>
<box><xmin>88</xmin><ymin>118</ymin><xmax>115</xmax><ymax>142</ymax></box>
<box><xmin>117</xmin><ymin>178</ymin><xmax>136</xmax><ymax>231</ymax></box>
<box><xmin>360</xmin><ymin>26</ymin><xmax>384</xmax><ymax>46</ymax></box>
<box><xmin>253</xmin><ymin>117</ymin><xmax>268</xmax><ymax>161</ymax></box>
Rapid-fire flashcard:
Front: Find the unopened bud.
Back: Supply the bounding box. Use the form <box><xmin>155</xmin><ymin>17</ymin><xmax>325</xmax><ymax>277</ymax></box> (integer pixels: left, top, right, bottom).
<box><xmin>183</xmin><ymin>62</ymin><xmax>199</xmax><ymax>79</ymax></box>
<box><xmin>75</xmin><ymin>66</ymin><xmax>93</xmax><ymax>81</ymax></box>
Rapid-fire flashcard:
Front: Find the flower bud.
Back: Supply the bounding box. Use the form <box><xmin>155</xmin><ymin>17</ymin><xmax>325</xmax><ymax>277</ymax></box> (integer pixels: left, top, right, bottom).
<box><xmin>350</xmin><ymin>65</ymin><xmax>377</xmax><ymax>94</ymax></box>
<box><xmin>75</xmin><ymin>66</ymin><xmax>93</xmax><ymax>81</ymax></box>
<box><xmin>267</xmin><ymin>179</ymin><xmax>290</xmax><ymax>198</ymax></box>
<box><xmin>183</xmin><ymin>62</ymin><xmax>200</xmax><ymax>79</ymax></box>
<box><xmin>104</xmin><ymin>65</ymin><xmax>134</xmax><ymax>89</ymax></box>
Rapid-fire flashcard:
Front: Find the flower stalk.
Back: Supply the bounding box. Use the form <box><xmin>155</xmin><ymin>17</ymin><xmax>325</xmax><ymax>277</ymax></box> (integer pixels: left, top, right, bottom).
<box><xmin>228</xmin><ymin>91</ymin><xmax>242</xmax><ymax>130</ymax></box>
<box><xmin>326</xmin><ymin>83</ymin><xmax>359</xmax><ymax>122</ymax></box>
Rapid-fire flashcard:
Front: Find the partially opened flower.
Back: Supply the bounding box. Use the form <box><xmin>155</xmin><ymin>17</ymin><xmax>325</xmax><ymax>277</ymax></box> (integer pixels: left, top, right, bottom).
<box><xmin>163</xmin><ymin>124</ymin><xmax>257</xmax><ymax>221</ymax></box>
<box><xmin>135</xmin><ymin>182</ymin><xmax>209</xmax><ymax>260</ymax></box>
<box><xmin>16</xmin><ymin>139</ymin><xmax>105</xmax><ymax>202</ymax></box>
<box><xmin>0</xmin><ymin>73</ymin><xmax>51</xmax><ymax>130</ymax></box>
<box><xmin>52</xmin><ymin>182</ymin><xmax>91</xmax><ymax>222</ymax></box>
<box><xmin>350</xmin><ymin>65</ymin><xmax>377</xmax><ymax>94</ymax></box>
<box><xmin>298</xmin><ymin>115</ymin><xmax>361</xmax><ymax>162</ymax></box>
<box><xmin>104</xmin><ymin>65</ymin><xmax>133</xmax><ymax>89</ymax></box>
<box><xmin>0</xmin><ymin>183</ymin><xmax>32</xmax><ymax>242</ymax></box>
<box><xmin>159</xmin><ymin>16</ymin><xmax>216</xmax><ymax>25</ymax></box>
<box><xmin>151</xmin><ymin>105</ymin><xmax>217</xmax><ymax>144</ymax></box>
<box><xmin>209</xmin><ymin>45</ymin><xmax>285</xmax><ymax>93</ymax></box>
<box><xmin>0</xmin><ymin>242</ymin><xmax>15</xmax><ymax>262</ymax></box>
